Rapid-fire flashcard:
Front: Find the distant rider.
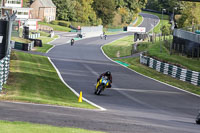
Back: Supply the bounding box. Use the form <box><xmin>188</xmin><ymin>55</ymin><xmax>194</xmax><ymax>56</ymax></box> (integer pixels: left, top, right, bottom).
<box><xmin>97</xmin><ymin>71</ymin><xmax>112</xmax><ymax>88</ymax></box>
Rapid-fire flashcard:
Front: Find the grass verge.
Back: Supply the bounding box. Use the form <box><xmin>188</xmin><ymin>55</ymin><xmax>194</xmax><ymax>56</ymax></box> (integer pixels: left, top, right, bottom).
<box><xmin>102</xmin><ymin>36</ymin><xmax>200</xmax><ymax>95</ymax></box>
<box><xmin>137</xmin><ymin>38</ymin><xmax>200</xmax><ymax>72</ymax></box>
<box><xmin>0</xmin><ymin>121</ymin><xmax>105</xmax><ymax>133</ymax></box>
<box><xmin>102</xmin><ymin>35</ymin><xmax>134</xmax><ymax>58</ymax></box>
<box><xmin>11</xmin><ymin>37</ymin><xmax>31</xmax><ymax>44</ymax></box>
<box><xmin>38</xmin><ymin>22</ymin><xmax>71</xmax><ymax>32</ymax></box>
<box><xmin>1</xmin><ymin>51</ymin><xmax>95</xmax><ymax>109</ymax></box>
<box><xmin>34</xmin><ymin>35</ymin><xmax>58</xmax><ymax>53</ymax></box>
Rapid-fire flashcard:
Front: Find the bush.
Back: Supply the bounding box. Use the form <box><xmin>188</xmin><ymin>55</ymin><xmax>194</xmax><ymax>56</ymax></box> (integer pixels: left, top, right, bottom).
<box><xmin>58</xmin><ymin>21</ymin><xmax>71</xmax><ymax>27</ymax></box>
<box><xmin>50</xmin><ymin>20</ymin><xmax>59</xmax><ymax>25</ymax></box>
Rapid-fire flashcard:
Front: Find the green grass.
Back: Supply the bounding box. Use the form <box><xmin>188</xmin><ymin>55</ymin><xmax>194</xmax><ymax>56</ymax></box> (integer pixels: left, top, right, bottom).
<box><xmin>2</xmin><ymin>51</ymin><xmax>95</xmax><ymax>109</ymax></box>
<box><xmin>102</xmin><ymin>36</ymin><xmax>134</xmax><ymax>58</ymax></box>
<box><xmin>142</xmin><ymin>11</ymin><xmax>170</xmax><ymax>33</ymax></box>
<box><xmin>147</xmin><ymin>41</ymin><xmax>200</xmax><ymax>72</ymax></box>
<box><xmin>136</xmin><ymin>36</ymin><xmax>200</xmax><ymax>72</ymax></box>
<box><xmin>38</xmin><ymin>22</ymin><xmax>71</xmax><ymax>32</ymax></box>
<box><xmin>11</xmin><ymin>37</ymin><xmax>31</xmax><ymax>44</ymax></box>
<box><xmin>34</xmin><ymin>35</ymin><xmax>58</xmax><ymax>53</ymax></box>
<box><xmin>0</xmin><ymin>121</ymin><xmax>105</xmax><ymax>133</ymax></box>
<box><xmin>102</xmin><ymin>36</ymin><xmax>200</xmax><ymax>95</ymax></box>
<box><xmin>30</xmin><ymin>30</ymin><xmax>50</xmax><ymax>37</ymax></box>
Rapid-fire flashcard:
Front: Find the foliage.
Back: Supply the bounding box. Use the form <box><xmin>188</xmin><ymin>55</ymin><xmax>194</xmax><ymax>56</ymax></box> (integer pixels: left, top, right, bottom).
<box><xmin>145</xmin><ymin>0</ymin><xmax>200</xmax><ymax>28</ymax></box>
<box><xmin>50</xmin><ymin>20</ymin><xmax>59</xmax><ymax>25</ymax></box>
<box><xmin>58</xmin><ymin>21</ymin><xmax>71</xmax><ymax>27</ymax></box>
<box><xmin>51</xmin><ymin>0</ymin><xmax>147</xmax><ymax>26</ymax></box>
<box><xmin>145</xmin><ymin>0</ymin><xmax>181</xmax><ymax>14</ymax></box>
<box><xmin>53</xmin><ymin>0</ymin><xmax>100</xmax><ymax>25</ymax></box>
<box><xmin>177</xmin><ymin>2</ymin><xmax>200</xmax><ymax>28</ymax></box>
<box><xmin>92</xmin><ymin>0</ymin><xmax>115</xmax><ymax>26</ymax></box>
<box><xmin>161</xmin><ymin>24</ymin><xmax>171</xmax><ymax>36</ymax></box>
<box><xmin>115</xmin><ymin>0</ymin><xmax>148</xmax><ymax>25</ymax></box>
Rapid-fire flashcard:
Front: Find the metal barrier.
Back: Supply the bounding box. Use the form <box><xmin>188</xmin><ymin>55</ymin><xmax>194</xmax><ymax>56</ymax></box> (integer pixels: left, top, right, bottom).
<box><xmin>173</xmin><ymin>29</ymin><xmax>200</xmax><ymax>44</ymax></box>
<box><xmin>140</xmin><ymin>54</ymin><xmax>200</xmax><ymax>86</ymax></box>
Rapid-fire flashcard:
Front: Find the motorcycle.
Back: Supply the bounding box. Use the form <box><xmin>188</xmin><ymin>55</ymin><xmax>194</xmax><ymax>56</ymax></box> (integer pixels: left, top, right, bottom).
<box><xmin>196</xmin><ymin>111</ymin><xmax>200</xmax><ymax>124</ymax></box>
<box><xmin>95</xmin><ymin>76</ymin><xmax>110</xmax><ymax>95</ymax></box>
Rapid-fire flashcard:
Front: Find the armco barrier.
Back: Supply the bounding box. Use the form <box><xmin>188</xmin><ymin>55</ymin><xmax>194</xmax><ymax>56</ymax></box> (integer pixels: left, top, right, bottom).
<box><xmin>0</xmin><ymin>52</ymin><xmax>10</xmax><ymax>91</ymax></box>
<box><xmin>140</xmin><ymin>54</ymin><xmax>200</xmax><ymax>86</ymax></box>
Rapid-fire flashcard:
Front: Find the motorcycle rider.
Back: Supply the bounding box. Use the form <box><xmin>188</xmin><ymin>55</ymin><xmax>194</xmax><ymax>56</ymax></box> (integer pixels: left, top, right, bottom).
<box><xmin>97</xmin><ymin>71</ymin><xmax>112</xmax><ymax>88</ymax></box>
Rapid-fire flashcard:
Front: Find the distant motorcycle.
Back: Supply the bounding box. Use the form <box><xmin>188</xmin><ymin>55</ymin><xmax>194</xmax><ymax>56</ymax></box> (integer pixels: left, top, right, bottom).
<box><xmin>196</xmin><ymin>111</ymin><xmax>200</xmax><ymax>124</ymax></box>
<box><xmin>104</xmin><ymin>35</ymin><xmax>107</xmax><ymax>40</ymax></box>
<box><xmin>95</xmin><ymin>76</ymin><xmax>110</xmax><ymax>95</ymax></box>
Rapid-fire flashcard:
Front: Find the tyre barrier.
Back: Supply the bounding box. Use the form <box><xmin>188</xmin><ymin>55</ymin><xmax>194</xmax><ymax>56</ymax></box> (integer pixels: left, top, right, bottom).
<box><xmin>11</xmin><ymin>41</ymin><xmax>34</xmax><ymax>51</ymax></box>
<box><xmin>29</xmin><ymin>33</ymin><xmax>40</xmax><ymax>39</ymax></box>
<box><xmin>0</xmin><ymin>53</ymin><xmax>10</xmax><ymax>91</ymax></box>
<box><xmin>140</xmin><ymin>54</ymin><xmax>200</xmax><ymax>86</ymax></box>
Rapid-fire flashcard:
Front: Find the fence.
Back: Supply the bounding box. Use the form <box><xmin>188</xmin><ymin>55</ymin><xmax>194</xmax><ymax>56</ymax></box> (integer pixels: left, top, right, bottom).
<box><xmin>107</xmin><ymin>28</ymin><xmax>124</xmax><ymax>32</ymax></box>
<box><xmin>0</xmin><ymin>51</ymin><xmax>10</xmax><ymax>91</ymax></box>
<box><xmin>140</xmin><ymin>54</ymin><xmax>200</xmax><ymax>86</ymax></box>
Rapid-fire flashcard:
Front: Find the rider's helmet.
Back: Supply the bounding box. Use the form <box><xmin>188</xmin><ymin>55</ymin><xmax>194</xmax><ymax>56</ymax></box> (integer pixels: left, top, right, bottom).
<box><xmin>105</xmin><ymin>71</ymin><xmax>111</xmax><ymax>76</ymax></box>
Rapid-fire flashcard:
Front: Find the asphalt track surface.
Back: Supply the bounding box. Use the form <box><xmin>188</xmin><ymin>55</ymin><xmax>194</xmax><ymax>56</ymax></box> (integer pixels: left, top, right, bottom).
<box><xmin>1</xmin><ymin>13</ymin><xmax>200</xmax><ymax>133</ymax></box>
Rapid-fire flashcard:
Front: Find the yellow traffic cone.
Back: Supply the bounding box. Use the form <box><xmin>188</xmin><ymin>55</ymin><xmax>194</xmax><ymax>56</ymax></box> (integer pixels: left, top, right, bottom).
<box><xmin>78</xmin><ymin>91</ymin><xmax>82</xmax><ymax>103</ymax></box>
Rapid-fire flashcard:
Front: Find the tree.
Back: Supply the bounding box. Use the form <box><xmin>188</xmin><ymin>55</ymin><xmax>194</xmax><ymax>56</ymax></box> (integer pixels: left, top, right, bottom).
<box><xmin>122</xmin><ymin>0</ymin><xmax>148</xmax><ymax>24</ymax></box>
<box><xmin>93</xmin><ymin>0</ymin><xmax>115</xmax><ymax>26</ymax></box>
<box><xmin>52</xmin><ymin>0</ymin><xmax>76</xmax><ymax>21</ymax></box>
<box><xmin>177</xmin><ymin>2</ymin><xmax>200</xmax><ymax>28</ymax></box>
<box><xmin>76</xmin><ymin>0</ymin><xmax>100</xmax><ymax>25</ymax></box>
<box><xmin>161</xmin><ymin>24</ymin><xmax>171</xmax><ymax>40</ymax></box>
<box><xmin>146</xmin><ymin>0</ymin><xmax>181</xmax><ymax>13</ymax></box>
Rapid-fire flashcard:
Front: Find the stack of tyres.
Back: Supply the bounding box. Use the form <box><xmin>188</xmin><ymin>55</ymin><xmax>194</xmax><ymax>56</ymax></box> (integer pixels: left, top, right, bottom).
<box><xmin>35</xmin><ymin>39</ymin><xmax>42</xmax><ymax>47</ymax></box>
<box><xmin>23</xmin><ymin>26</ymin><xmax>29</xmax><ymax>39</ymax></box>
<box><xmin>23</xmin><ymin>43</ymin><xmax>29</xmax><ymax>51</ymax></box>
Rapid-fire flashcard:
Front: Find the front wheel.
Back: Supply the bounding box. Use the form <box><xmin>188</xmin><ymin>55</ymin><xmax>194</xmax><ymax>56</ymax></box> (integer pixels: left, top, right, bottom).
<box><xmin>95</xmin><ymin>85</ymin><xmax>104</xmax><ymax>95</ymax></box>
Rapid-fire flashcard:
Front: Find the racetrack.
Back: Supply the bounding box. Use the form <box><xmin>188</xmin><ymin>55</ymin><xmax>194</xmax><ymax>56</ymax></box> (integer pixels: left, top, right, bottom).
<box><xmin>1</xmin><ymin>13</ymin><xmax>200</xmax><ymax>133</ymax></box>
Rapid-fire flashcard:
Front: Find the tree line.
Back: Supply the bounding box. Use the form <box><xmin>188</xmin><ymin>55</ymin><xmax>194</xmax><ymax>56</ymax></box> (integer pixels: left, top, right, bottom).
<box><xmin>146</xmin><ymin>0</ymin><xmax>200</xmax><ymax>28</ymax></box>
<box><xmin>52</xmin><ymin>0</ymin><xmax>147</xmax><ymax>26</ymax></box>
